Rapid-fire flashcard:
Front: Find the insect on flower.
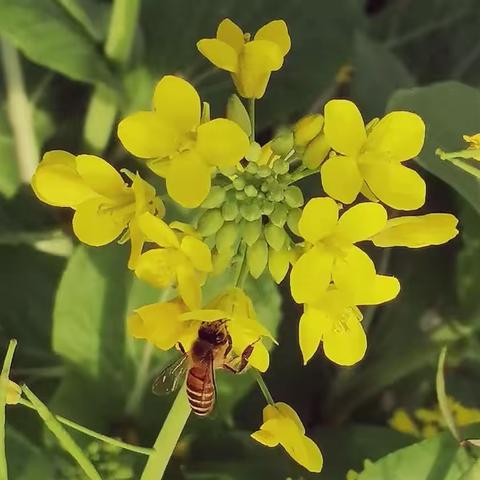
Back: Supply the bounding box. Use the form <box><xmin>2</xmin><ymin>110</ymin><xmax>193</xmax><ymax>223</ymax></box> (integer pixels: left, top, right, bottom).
<box><xmin>153</xmin><ymin>320</ymin><xmax>255</xmax><ymax>416</ymax></box>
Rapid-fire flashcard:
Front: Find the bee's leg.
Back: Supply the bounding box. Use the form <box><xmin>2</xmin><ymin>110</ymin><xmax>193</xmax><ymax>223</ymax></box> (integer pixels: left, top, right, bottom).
<box><xmin>225</xmin><ymin>334</ymin><xmax>233</xmax><ymax>357</ymax></box>
<box><xmin>177</xmin><ymin>342</ymin><xmax>186</xmax><ymax>354</ymax></box>
<box><xmin>223</xmin><ymin>341</ymin><xmax>255</xmax><ymax>374</ymax></box>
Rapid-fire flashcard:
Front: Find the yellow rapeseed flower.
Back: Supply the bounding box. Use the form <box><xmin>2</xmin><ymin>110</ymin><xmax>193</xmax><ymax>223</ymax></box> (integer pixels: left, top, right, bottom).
<box><xmin>321</xmin><ymin>99</ymin><xmax>426</xmax><ymax>210</ymax></box>
<box><xmin>128</xmin><ymin>288</ymin><xmax>273</xmax><ymax>371</ymax></box>
<box><xmin>463</xmin><ymin>133</ymin><xmax>480</xmax><ymax>149</ymax></box>
<box><xmin>290</xmin><ymin>197</ymin><xmax>388</xmax><ymax>304</ymax></box>
<box><xmin>134</xmin><ymin>212</ymin><xmax>212</xmax><ymax>310</ymax></box>
<box><xmin>32</xmin><ymin>150</ymin><xmax>163</xmax><ymax>268</ymax></box>
<box><xmin>370</xmin><ymin>213</ymin><xmax>459</xmax><ymax>248</ymax></box>
<box><xmin>117</xmin><ymin>75</ymin><xmax>249</xmax><ymax>208</ymax></box>
<box><xmin>251</xmin><ymin>402</ymin><xmax>323</xmax><ymax>472</ymax></box>
<box><xmin>299</xmin><ymin>280</ymin><xmax>399</xmax><ymax>366</ymax></box>
<box><xmin>197</xmin><ymin>19</ymin><xmax>291</xmax><ymax>99</ymax></box>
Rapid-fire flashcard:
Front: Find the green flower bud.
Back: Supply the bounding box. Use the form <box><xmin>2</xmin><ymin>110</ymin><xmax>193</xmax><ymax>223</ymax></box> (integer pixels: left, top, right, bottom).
<box><xmin>284</xmin><ymin>186</ymin><xmax>304</xmax><ymax>208</ymax></box>
<box><xmin>242</xmin><ymin>218</ymin><xmax>262</xmax><ymax>246</ymax></box>
<box><xmin>222</xmin><ymin>197</ymin><xmax>239</xmax><ymax>221</ymax></box>
<box><xmin>271</xmin><ymin>129</ymin><xmax>294</xmax><ymax>155</ymax></box>
<box><xmin>235</xmin><ymin>190</ymin><xmax>246</xmax><ymax>201</ymax></box>
<box><xmin>245</xmin><ymin>184</ymin><xmax>258</xmax><ymax>197</ymax></box>
<box><xmin>201</xmin><ymin>101</ymin><xmax>210</xmax><ymax>123</ymax></box>
<box><xmin>227</xmin><ymin>94</ymin><xmax>251</xmax><ymax>136</ymax></box>
<box><xmin>270</xmin><ymin>203</ymin><xmax>289</xmax><ymax>227</ymax></box>
<box><xmin>246</xmin><ymin>142</ymin><xmax>262</xmax><ymax>163</ymax></box>
<box><xmin>246</xmin><ymin>162</ymin><xmax>258</xmax><ymax>174</ymax></box>
<box><xmin>261</xmin><ymin>200</ymin><xmax>275</xmax><ymax>215</ymax></box>
<box><xmin>269</xmin><ymin>184</ymin><xmax>285</xmax><ymax>202</ymax></box>
<box><xmin>216</xmin><ymin>222</ymin><xmax>239</xmax><ymax>252</ymax></box>
<box><xmin>260</xmin><ymin>182</ymin><xmax>270</xmax><ymax>193</ymax></box>
<box><xmin>239</xmin><ymin>201</ymin><xmax>262</xmax><ymax>221</ymax></box>
<box><xmin>268</xmin><ymin>247</ymin><xmax>291</xmax><ymax>284</ymax></box>
<box><xmin>247</xmin><ymin>237</ymin><xmax>268</xmax><ymax>279</ymax></box>
<box><xmin>197</xmin><ymin>209</ymin><xmax>224</xmax><ymax>237</ymax></box>
<box><xmin>257</xmin><ymin>165</ymin><xmax>272</xmax><ymax>178</ymax></box>
<box><xmin>272</xmin><ymin>159</ymin><xmax>290</xmax><ymax>175</ymax></box>
<box><xmin>201</xmin><ymin>186</ymin><xmax>226</xmax><ymax>209</ymax></box>
<box><xmin>302</xmin><ymin>133</ymin><xmax>330</xmax><ymax>169</ymax></box>
<box><xmin>287</xmin><ymin>208</ymin><xmax>302</xmax><ymax>236</ymax></box>
<box><xmin>233</xmin><ymin>176</ymin><xmax>246</xmax><ymax>190</ymax></box>
<box><xmin>293</xmin><ymin>114</ymin><xmax>324</xmax><ymax>147</ymax></box>
<box><xmin>264</xmin><ymin>223</ymin><xmax>287</xmax><ymax>251</ymax></box>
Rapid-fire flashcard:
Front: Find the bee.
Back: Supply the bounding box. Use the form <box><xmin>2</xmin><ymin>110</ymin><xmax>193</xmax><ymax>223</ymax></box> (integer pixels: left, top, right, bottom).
<box><xmin>153</xmin><ymin>320</ymin><xmax>254</xmax><ymax>416</ymax></box>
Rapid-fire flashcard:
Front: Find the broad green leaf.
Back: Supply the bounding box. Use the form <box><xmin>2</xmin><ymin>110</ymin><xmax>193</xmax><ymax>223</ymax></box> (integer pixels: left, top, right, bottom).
<box><xmin>0</xmin><ymin>0</ymin><xmax>112</xmax><ymax>84</ymax></box>
<box><xmin>388</xmin><ymin>81</ymin><xmax>480</xmax><ymax>214</ymax></box>
<box><xmin>461</xmin><ymin>459</ymin><xmax>480</xmax><ymax>480</ymax></box>
<box><xmin>357</xmin><ymin>431</ymin><xmax>474</xmax><ymax>480</ymax></box>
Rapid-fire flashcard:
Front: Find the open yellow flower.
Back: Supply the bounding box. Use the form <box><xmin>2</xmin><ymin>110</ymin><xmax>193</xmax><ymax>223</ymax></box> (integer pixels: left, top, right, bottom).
<box><xmin>290</xmin><ymin>197</ymin><xmax>387</xmax><ymax>304</ymax></box>
<box><xmin>31</xmin><ymin>150</ymin><xmax>163</xmax><ymax>268</ymax></box>
<box><xmin>251</xmin><ymin>402</ymin><xmax>323</xmax><ymax>472</ymax></box>
<box><xmin>299</xmin><ymin>278</ymin><xmax>399</xmax><ymax>366</ymax></box>
<box><xmin>117</xmin><ymin>75</ymin><xmax>249</xmax><ymax>208</ymax></box>
<box><xmin>464</xmin><ymin>133</ymin><xmax>480</xmax><ymax>150</ymax></box>
<box><xmin>128</xmin><ymin>288</ymin><xmax>273</xmax><ymax>371</ymax></box>
<box><xmin>197</xmin><ymin>19</ymin><xmax>291</xmax><ymax>99</ymax></box>
<box><xmin>321</xmin><ymin>99</ymin><xmax>426</xmax><ymax>210</ymax></box>
<box><xmin>134</xmin><ymin>212</ymin><xmax>212</xmax><ymax>310</ymax></box>
<box><xmin>370</xmin><ymin>213</ymin><xmax>459</xmax><ymax>248</ymax></box>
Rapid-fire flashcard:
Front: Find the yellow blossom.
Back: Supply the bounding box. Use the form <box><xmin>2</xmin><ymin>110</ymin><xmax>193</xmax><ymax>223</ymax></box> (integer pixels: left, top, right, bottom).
<box><xmin>370</xmin><ymin>213</ymin><xmax>459</xmax><ymax>248</ymax></box>
<box><xmin>31</xmin><ymin>150</ymin><xmax>163</xmax><ymax>268</ymax></box>
<box><xmin>4</xmin><ymin>379</ymin><xmax>21</xmax><ymax>405</ymax></box>
<box><xmin>290</xmin><ymin>197</ymin><xmax>388</xmax><ymax>304</ymax></box>
<box><xmin>251</xmin><ymin>402</ymin><xmax>323</xmax><ymax>472</ymax></box>
<box><xmin>388</xmin><ymin>408</ymin><xmax>421</xmax><ymax>437</ymax></box>
<box><xmin>128</xmin><ymin>288</ymin><xmax>273</xmax><ymax>372</ymax></box>
<box><xmin>197</xmin><ymin>19</ymin><xmax>291</xmax><ymax>99</ymax></box>
<box><xmin>117</xmin><ymin>75</ymin><xmax>249</xmax><ymax>208</ymax></box>
<box><xmin>463</xmin><ymin>133</ymin><xmax>480</xmax><ymax>149</ymax></box>
<box><xmin>134</xmin><ymin>212</ymin><xmax>212</xmax><ymax>310</ymax></box>
<box><xmin>299</xmin><ymin>280</ymin><xmax>399</xmax><ymax>366</ymax></box>
<box><xmin>321</xmin><ymin>99</ymin><xmax>426</xmax><ymax>210</ymax></box>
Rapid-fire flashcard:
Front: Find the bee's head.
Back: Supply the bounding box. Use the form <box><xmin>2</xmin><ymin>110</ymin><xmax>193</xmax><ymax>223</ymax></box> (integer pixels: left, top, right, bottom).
<box><xmin>198</xmin><ymin>320</ymin><xmax>228</xmax><ymax>344</ymax></box>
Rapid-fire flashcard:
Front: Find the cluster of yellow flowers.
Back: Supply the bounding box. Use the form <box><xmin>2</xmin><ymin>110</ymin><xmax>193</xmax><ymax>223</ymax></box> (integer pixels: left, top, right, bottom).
<box><xmin>31</xmin><ymin>17</ymin><xmax>459</xmax><ymax>473</ymax></box>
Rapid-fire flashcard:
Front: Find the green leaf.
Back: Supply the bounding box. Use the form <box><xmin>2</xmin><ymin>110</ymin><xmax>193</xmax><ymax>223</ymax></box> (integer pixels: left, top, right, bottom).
<box><xmin>0</xmin><ymin>0</ymin><xmax>112</xmax><ymax>84</ymax></box>
<box><xmin>461</xmin><ymin>460</ymin><xmax>480</xmax><ymax>480</ymax></box>
<box><xmin>357</xmin><ymin>431</ymin><xmax>474</xmax><ymax>480</ymax></box>
<box><xmin>388</xmin><ymin>81</ymin><xmax>480</xmax><ymax>214</ymax></box>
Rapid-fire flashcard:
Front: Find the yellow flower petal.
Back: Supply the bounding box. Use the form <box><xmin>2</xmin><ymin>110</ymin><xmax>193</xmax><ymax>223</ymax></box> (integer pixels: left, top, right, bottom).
<box><xmin>365</xmin><ymin>111</ymin><xmax>425</xmax><ymax>161</ymax></box>
<box><xmin>254</xmin><ymin>20</ymin><xmax>291</xmax><ymax>57</ymax></box>
<box><xmin>332</xmin><ymin>246</ymin><xmax>376</xmax><ymax>299</ymax></box>
<box><xmin>134</xmin><ymin>249</ymin><xmax>178</xmax><ymax>288</ymax></box>
<box><xmin>303</xmin><ymin>133</ymin><xmax>330</xmax><ymax>169</ymax></box>
<box><xmin>117</xmin><ymin>111</ymin><xmax>178</xmax><ymax>159</ymax></box>
<box><xmin>336</xmin><ymin>202</ymin><xmax>387</xmax><ymax>243</ymax></box>
<box><xmin>196</xmin><ymin>118</ymin><xmax>249</xmax><ymax>167</ymax></box>
<box><xmin>179</xmin><ymin>309</ymin><xmax>224</xmax><ymax>322</ymax></box>
<box><xmin>371</xmin><ymin>214</ymin><xmax>459</xmax><ymax>248</ymax></box>
<box><xmin>251</xmin><ymin>429</ymin><xmax>279</xmax><ymax>447</ymax></box>
<box><xmin>75</xmin><ymin>154</ymin><xmax>127</xmax><ymax>198</ymax></box>
<box><xmin>72</xmin><ymin>198</ymin><xmax>127</xmax><ymax>246</ymax></box>
<box><xmin>268</xmin><ymin>248</ymin><xmax>290</xmax><ymax>283</ymax></box>
<box><xmin>131</xmin><ymin>173</ymin><xmax>158</xmax><ymax>215</ymax></box>
<box><xmin>275</xmin><ymin>403</ymin><xmax>305</xmax><ymax>433</ymax></box>
<box><xmin>360</xmin><ymin>160</ymin><xmax>426</xmax><ymax>210</ymax></box>
<box><xmin>293</xmin><ymin>114</ymin><xmax>324</xmax><ymax>147</ymax></box>
<box><xmin>290</xmin><ymin>247</ymin><xmax>333</xmax><ymax>303</ymax></box>
<box><xmin>298</xmin><ymin>197</ymin><xmax>339</xmax><ymax>243</ymax></box>
<box><xmin>354</xmin><ymin>274</ymin><xmax>400</xmax><ymax>305</ymax></box>
<box><xmin>127</xmin><ymin>218</ymin><xmax>144</xmax><ymax>270</ymax></box>
<box><xmin>180</xmin><ymin>236</ymin><xmax>212</xmax><ymax>272</ymax></box>
<box><xmin>297</xmin><ymin>436</ymin><xmax>324</xmax><ymax>473</ymax></box>
<box><xmin>153</xmin><ymin>75</ymin><xmax>201</xmax><ymax>133</ymax></box>
<box><xmin>321</xmin><ymin>155</ymin><xmax>363</xmax><ymax>204</ymax></box>
<box><xmin>138</xmin><ymin>212</ymin><xmax>179</xmax><ymax>248</ymax></box>
<box><xmin>32</xmin><ymin>150</ymin><xmax>95</xmax><ymax>207</ymax></box>
<box><xmin>196</xmin><ymin>39</ymin><xmax>238</xmax><ymax>72</ymax></box>
<box><xmin>299</xmin><ymin>309</ymin><xmax>325</xmax><ymax>364</ymax></box>
<box><xmin>217</xmin><ymin>18</ymin><xmax>244</xmax><ymax>53</ymax></box>
<box><xmin>5</xmin><ymin>380</ymin><xmax>21</xmax><ymax>405</ymax></box>
<box><xmin>166</xmin><ymin>151</ymin><xmax>212</xmax><ymax>208</ymax></box>
<box><xmin>324</xmin><ymin>99</ymin><xmax>366</xmax><ymax>156</ymax></box>
<box><xmin>176</xmin><ymin>264</ymin><xmax>202</xmax><ymax>310</ymax></box>
<box><xmin>247</xmin><ymin>341</ymin><xmax>270</xmax><ymax>372</ymax></box>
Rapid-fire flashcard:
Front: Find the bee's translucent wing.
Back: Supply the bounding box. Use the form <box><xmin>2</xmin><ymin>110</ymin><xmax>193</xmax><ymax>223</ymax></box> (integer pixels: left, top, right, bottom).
<box><xmin>152</xmin><ymin>354</ymin><xmax>189</xmax><ymax>396</ymax></box>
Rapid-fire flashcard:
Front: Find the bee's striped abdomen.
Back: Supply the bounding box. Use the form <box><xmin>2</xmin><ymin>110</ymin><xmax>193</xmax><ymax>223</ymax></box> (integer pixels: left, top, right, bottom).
<box><xmin>186</xmin><ymin>366</ymin><xmax>215</xmax><ymax>416</ymax></box>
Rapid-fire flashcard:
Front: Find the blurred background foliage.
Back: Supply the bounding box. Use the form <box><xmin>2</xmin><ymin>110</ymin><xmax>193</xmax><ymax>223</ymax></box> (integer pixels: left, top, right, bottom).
<box><xmin>1</xmin><ymin>0</ymin><xmax>480</xmax><ymax>478</ymax></box>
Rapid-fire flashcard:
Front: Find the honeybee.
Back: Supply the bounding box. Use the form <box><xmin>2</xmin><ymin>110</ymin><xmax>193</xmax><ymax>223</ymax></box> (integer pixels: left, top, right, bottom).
<box><xmin>153</xmin><ymin>320</ymin><xmax>254</xmax><ymax>416</ymax></box>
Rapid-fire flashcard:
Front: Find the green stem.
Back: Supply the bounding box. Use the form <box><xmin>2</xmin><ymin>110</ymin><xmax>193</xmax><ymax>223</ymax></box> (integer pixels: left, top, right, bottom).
<box><xmin>436</xmin><ymin>149</ymin><xmax>480</xmax><ymax>179</ymax></box>
<box><xmin>83</xmin><ymin>0</ymin><xmax>141</xmax><ymax>152</ymax></box>
<box><xmin>252</xmin><ymin>369</ymin><xmax>274</xmax><ymax>406</ymax></box>
<box><xmin>248</xmin><ymin>98</ymin><xmax>255</xmax><ymax>142</ymax></box>
<box><xmin>0</xmin><ymin>40</ymin><xmax>38</xmax><ymax>183</ymax></box>
<box><xmin>140</xmin><ymin>385</ymin><xmax>190</xmax><ymax>480</ymax></box>
<box><xmin>22</xmin><ymin>385</ymin><xmax>102</xmax><ymax>480</ymax></box>
<box><xmin>0</xmin><ymin>340</ymin><xmax>17</xmax><ymax>480</ymax></box>
<box><xmin>17</xmin><ymin>397</ymin><xmax>153</xmax><ymax>456</ymax></box>
<box><xmin>233</xmin><ymin>243</ymin><xmax>249</xmax><ymax>288</ymax></box>
<box><xmin>288</xmin><ymin>167</ymin><xmax>318</xmax><ymax>184</ymax></box>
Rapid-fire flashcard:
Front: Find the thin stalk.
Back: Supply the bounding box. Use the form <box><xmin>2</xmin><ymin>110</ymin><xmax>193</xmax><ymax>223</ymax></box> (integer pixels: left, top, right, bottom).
<box><xmin>140</xmin><ymin>385</ymin><xmax>190</xmax><ymax>480</ymax></box>
<box><xmin>288</xmin><ymin>167</ymin><xmax>318</xmax><ymax>184</ymax></box>
<box><xmin>252</xmin><ymin>370</ymin><xmax>274</xmax><ymax>406</ymax></box>
<box><xmin>233</xmin><ymin>243</ymin><xmax>249</xmax><ymax>288</ymax></box>
<box><xmin>83</xmin><ymin>0</ymin><xmax>141</xmax><ymax>152</ymax></box>
<box><xmin>0</xmin><ymin>41</ymin><xmax>38</xmax><ymax>183</ymax></box>
<box><xmin>17</xmin><ymin>397</ymin><xmax>153</xmax><ymax>456</ymax></box>
<box><xmin>0</xmin><ymin>340</ymin><xmax>17</xmax><ymax>480</ymax></box>
<box><xmin>22</xmin><ymin>385</ymin><xmax>102</xmax><ymax>480</ymax></box>
<box><xmin>248</xmin><ymin>98</ymin><xmax>255</xmax><ymax>142</ymax></box>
